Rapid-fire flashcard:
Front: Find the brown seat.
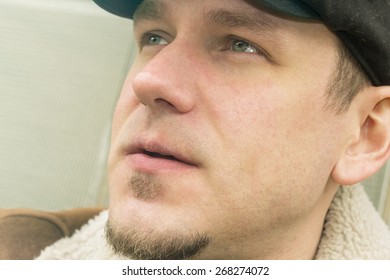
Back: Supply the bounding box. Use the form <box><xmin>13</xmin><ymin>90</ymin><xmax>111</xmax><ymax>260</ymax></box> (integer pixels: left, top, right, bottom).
<box><xmin>0</xmin><ymin>208</ymin><xmax>104</xmax><ymax>259</ymax></box>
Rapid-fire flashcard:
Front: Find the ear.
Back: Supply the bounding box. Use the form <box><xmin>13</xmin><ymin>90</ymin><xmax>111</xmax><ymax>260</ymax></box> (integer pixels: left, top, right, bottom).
<box><xmin>332</xmin><ymin>86</ymin><xmax>390</xmax><ymax>185</ymax></box>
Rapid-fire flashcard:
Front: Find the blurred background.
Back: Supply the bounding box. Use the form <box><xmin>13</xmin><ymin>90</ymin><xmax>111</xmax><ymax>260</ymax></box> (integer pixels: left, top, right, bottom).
<box><xmin>0</xmin><ymin>0</ymin><xmax>389</xmax><ymax>226</ymax></box>
<box><xmin>0</xmin><ymin>0</ymin><xmax>134</xmax><ymax>210</ymax></box>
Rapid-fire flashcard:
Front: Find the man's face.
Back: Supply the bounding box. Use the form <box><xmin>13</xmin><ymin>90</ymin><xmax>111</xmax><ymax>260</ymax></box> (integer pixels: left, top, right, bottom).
<box><xmin>106</xmin><ymin>0</ymin><xmax>353</xmax><ymax>259</ymax></box>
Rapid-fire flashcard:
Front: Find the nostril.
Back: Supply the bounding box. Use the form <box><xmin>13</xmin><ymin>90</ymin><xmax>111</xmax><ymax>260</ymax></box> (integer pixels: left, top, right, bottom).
<box><xmin>154</xmin><ymin>98</ymin><xmax>175</xmax><ymax>109</ymax></box>
<box><xmin>132</xmin><ymin>70</ymin><xmax>195</xmax><ymax>114</ymax></box>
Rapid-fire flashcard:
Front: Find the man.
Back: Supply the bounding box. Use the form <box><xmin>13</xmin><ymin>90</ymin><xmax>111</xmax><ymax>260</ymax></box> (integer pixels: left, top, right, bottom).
<box><xmin>37</xmin><ymin>0</ymin><xmax>390</xmax><ymax>259</ymax></box>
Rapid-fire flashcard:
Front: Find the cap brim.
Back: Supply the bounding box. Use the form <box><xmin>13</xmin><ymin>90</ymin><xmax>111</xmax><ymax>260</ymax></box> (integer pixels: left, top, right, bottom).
<box><xmin>93</xmin><ymin>0</ymin><xmax>142</xmax><ymax>19</ymax></box>
<box><xmin>93</xmin><ymin>0</ymin><xmax>319</xmax><ymax>20</ymax></box>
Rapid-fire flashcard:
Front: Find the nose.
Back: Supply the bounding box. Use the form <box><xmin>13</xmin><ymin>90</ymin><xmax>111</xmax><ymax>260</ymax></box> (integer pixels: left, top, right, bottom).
<box><xmin>131</xmin><ymin>43</ymin><xmax>198</xmax><ymax>114</ymax></box>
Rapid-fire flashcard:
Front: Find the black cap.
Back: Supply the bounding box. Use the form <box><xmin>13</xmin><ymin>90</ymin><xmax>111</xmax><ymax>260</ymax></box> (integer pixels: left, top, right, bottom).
<box><xmin>93</xmin><ymin>0</ymin><xmax>390</xmax><ymax>86</ymax></box>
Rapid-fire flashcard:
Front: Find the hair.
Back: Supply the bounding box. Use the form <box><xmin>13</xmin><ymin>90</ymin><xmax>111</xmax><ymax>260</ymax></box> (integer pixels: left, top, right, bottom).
<box><xmin>105</xmin><ymin>220</ymin><xmax>210</xmax><ymax>260</ymax></box>
<box><xmin>325</xmin><ymin>41</ymin><xmax>371</xmax><ymax>114</ymax></box>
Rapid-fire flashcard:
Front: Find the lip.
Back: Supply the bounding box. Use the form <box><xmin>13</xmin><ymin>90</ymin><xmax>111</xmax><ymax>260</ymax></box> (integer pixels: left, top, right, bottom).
<box><xmin>125</xmin><ymin>139</ymin><xmax>198</xmax><ymax>173</ymax></box>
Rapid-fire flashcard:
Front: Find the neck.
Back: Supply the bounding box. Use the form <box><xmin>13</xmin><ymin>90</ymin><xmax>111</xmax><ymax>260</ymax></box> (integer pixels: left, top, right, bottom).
<box><xmin>255</xmin><ymin>184</ymin><xmax>339</xmax><ymax>259</ymax></box>
<box><xmin>194</xmin><ymin>184</ymin><xmax>338</xmax><ymax>260</ymax></box>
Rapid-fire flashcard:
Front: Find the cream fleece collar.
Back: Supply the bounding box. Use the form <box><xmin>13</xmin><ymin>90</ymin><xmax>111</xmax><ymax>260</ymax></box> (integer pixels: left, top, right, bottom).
<box><xmin>37</xmin><ymin>185</ymin><xmax>390</xmax><ymax>260</ymax></box>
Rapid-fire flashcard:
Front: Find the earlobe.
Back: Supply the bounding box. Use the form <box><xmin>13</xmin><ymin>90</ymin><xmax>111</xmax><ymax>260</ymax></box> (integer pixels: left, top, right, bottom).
<box><xmin>332</xmin><ymin>86</ymin><xmax>390</xmax><ymax>186</ymax></box>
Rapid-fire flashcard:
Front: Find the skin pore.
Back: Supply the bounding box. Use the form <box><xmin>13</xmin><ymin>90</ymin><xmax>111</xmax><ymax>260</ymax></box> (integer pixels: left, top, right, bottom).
<box><xmin>105</xmin><ymin>0</ymin><xmax>389</xmax><ymax>259</ymax></box>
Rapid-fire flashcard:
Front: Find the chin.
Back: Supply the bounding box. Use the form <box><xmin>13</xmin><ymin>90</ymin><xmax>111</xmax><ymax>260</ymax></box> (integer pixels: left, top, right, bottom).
<box><xmin>105</xmin><ymin>206</ymin><xmax>211</xmax><ymax>260</ymax></box>
<box><xmin>106</xmin><ymin>165</ymin><xmax>215</xmax><ymax>259</ymax></box>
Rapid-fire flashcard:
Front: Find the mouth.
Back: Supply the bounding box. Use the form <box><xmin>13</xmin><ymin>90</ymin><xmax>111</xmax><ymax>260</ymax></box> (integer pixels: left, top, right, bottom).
<box><xmin>142</xmin><ymin>149</ymin><xmax>185</xmax><ymax>163</ymax></box>
<box><xmin>125</xmin><ymin>140</ymin><xmax>197</xmax><ymax>172</ymax></box>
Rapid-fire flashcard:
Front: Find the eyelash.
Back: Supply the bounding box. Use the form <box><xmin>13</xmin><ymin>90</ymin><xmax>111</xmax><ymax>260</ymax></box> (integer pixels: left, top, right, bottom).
<box><xmin>138</xmin><ymin>32</ymin><xmax>267</xmax><ymax>58</ymax></box>
<box><xmin>225</xmin><ymin>36</ymin><xmax>262</xmax><ymax>55</ymax></box>
<box><xmin>140</xmin><ymin>32</ymin><xmax>167</xmax><ymax>46</ymax></box>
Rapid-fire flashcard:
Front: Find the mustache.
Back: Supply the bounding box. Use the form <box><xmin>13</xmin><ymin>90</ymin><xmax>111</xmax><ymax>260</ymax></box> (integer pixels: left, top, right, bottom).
<box><xmin>114</xmin><ymin>111</ymin><xmax>208</xmax><ymax>161</ymax></box>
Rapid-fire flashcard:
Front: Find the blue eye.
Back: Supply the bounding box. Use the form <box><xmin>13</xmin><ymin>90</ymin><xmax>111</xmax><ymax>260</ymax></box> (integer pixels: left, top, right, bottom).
<box><xmin>231</xmin><ymin>40</ymin><xmax>258</xmax><ymax>53</ymax></box>
<box><xmin>145</xmin><ymin>34</ymin><xmax>168</xmax><ymax>46</ymax></box>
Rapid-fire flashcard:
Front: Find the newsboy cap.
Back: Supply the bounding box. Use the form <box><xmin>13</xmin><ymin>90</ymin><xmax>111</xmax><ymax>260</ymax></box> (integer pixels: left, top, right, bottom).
<box><xmin>93</xmin><ymin>0</ymin><xmax>390</xmax><ymax>86</ymax></box>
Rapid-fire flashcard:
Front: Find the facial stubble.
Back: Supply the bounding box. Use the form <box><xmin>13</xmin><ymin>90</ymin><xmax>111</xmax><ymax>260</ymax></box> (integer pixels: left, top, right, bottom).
<box><xmin>105</xmin><ymin>173</ymin><xmax>210</xmax><ymax>259</ymax></box>
<box><xmin>130</xmin><ymin>172</ymin><xmax>162</xmax><ymax>201</ymax></box>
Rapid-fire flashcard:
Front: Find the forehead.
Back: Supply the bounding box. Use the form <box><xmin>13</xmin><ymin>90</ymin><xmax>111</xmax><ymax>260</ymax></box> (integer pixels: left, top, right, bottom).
<box><xmin>133</xmin><ymin>0</ymin><xmax>282</xmax><ymax>31</ymax></box>
<box><xmin>132</xmin><ymin>0</ymin><xmax>335</xmax><ymax>46</ymax></box>
<box><xmin>132</xmin><ymin>0</ymin><xmax>338</xmax><ymax>68</ymax></box>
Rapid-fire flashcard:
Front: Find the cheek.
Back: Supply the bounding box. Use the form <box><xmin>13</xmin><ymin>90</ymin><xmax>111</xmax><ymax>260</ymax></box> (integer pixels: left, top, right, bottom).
<box><xmin>207</xmin><ymin>80</ymin><xmax>342</xmax><ymax>207</ymax></box>
<box><xmin>111</xmin><ymin>74</ymin><xmax>139</xmax><ymax>139</ymax></box>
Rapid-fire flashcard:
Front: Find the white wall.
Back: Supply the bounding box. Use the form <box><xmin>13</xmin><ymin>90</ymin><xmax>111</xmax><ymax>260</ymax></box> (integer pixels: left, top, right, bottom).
<box><xmin>0</xmin><ymin>0</ymin><xmax>135</xmax><ymax>210</ymax></box>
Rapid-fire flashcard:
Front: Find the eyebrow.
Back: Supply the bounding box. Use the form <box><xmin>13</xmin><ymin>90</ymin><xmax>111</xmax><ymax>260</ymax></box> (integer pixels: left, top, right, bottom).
<box><xmin>203</xmin><ymin>9</ymin><xmax>280</xmax><ymax>34</ymax></box>
<box><xmin>133</xmin><ymin>0</ymin><xmax>169</xmax><ymax>23</ymax></box>
<box><xmin>133</xmin><ymin>0</ymin><xmax>280</xmax><ymax>34</ymax></box>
